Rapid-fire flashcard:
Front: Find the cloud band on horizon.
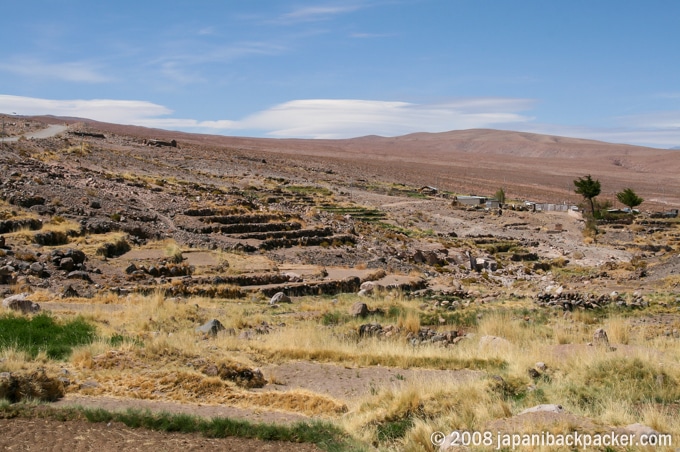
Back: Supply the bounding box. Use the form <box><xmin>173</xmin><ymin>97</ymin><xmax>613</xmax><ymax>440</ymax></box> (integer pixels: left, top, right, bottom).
<box><xmin>1</xmin><ymin>94</ymin><xmax>679</xmax><ymax>147</ymax></box>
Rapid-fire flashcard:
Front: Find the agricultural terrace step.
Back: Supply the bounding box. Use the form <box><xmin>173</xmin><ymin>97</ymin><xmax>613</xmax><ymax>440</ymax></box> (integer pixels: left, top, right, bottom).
<box><xmin>318</xmin><ymin>206</ymin><xmax>387</xmax><ymax>222</ymax></box>
<box><xmin>237</xmin><ymin>227</ymin><xmax>333</xmax><ymax>240</ymax></box>
<box><xmin>259</xmin><ymin>234</ymin><xmax>356</xmax><ymax>250</ymax></box>
<box><xmin>176</xmin><ymin>220</ymin><xmax>301</xmax><ymax>235</ymax></box>
<box><xmin>255</xmin><ymin>276</ymin><xmax>361</xmax><ymax>297</ymax></box>
<box><xmin>135</xmin><ymin>276</ymin><xmax>364</xmax><ymax>298</ymax></box>
<box><xmin>0</xmin><ymin>218</ymin><xmax>43</xmax><ymax>234</ymax></box>
<box><xmin>192</xmin><ymin>273</ymin><xmax>292</xmax><ymax>286</ymax></box>
<box><xmin>183</xmin><ymin>208</ymin><xmax>250</xmax><ymax>216</ymax></box>
<box><xmin>200</xmin><ymin>214</ymin><xmax>285</xmax><ymax>225</ymax></box>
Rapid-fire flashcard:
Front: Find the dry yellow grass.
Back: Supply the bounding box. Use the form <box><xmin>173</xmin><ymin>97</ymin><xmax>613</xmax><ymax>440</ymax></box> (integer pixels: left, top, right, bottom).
<box><xmin>5</xmin><ymin>283</ymin><xmax>680</xmax><ymax>450</ymax></box>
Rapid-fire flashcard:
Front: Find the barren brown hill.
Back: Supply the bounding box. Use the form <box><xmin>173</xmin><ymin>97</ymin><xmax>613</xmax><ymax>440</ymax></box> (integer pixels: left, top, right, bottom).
<box><xmin>28</xmin><ymin>116</ymin><xmax>680</xmax><ymax>207</ymax></box>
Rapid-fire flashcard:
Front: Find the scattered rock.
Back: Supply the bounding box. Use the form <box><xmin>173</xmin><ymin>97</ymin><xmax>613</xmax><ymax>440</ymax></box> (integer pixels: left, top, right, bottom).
<box><xmin>593</xmin><ymin>328</ymin><xmax>609</xmax><ymax>346</ymax></box>
<box><xmin>519</xmin><ymin>404</ymin><xmax>565</xmax><ymax>415</ymax></box>
<box><xmin>349</xmin><ymin>301</ymin><xmax>369</xmax><ymax>317</ymax></box>
<box><xmin>59</xmin><ymin>257</ymin><xmax>75</xmax><ymax>271</ymax></box>
<box><xmin>67</xmin><ymin>270</ymin><xmax>93</xmax><ymax>282</ymax></box>
<box><xmin>269</xmin><ymin>292</ymin><xmax>291</xmax><ymax>305</ymax></box>
<box><xmin>2</xmin><ymin>293</ymin><xmax>40</xmax><ymax>313</ymax></box>
<box><xmin>283</xmin><ymin>272</ymin><xmax>303</xmax><ymax>282</ymax></box>
<box><xmin>62</xmin><ymin>285</ymin><xmax>80</xmax><ymax>298</ymax></box>
<box><xmin>478</xmin><ymin>335</ymin><xmax>511</xmax><ymax>351</ymax></box>
<box><xmin>359</xmin><ymin>281</ymin><xmax>376</xmax><ymax>293</ymax></box>
<box><xmin>196</xmin><ymin>319</ymin><xmax>226</xmax><ymax>335</ymax></box>
<box><xmin>623</xmin><ymin>423</ymin><xmax>661</xmax><ymax>442</ymax></box>
<box><xmin>29</xmin><ymin>262</ymin><xmax>45</xmax><ymax>276</ymax></box>
<box><xmin>358</xmin><ymin>323</ymin><xmax>383</xmax><ymax>337</ymax></box>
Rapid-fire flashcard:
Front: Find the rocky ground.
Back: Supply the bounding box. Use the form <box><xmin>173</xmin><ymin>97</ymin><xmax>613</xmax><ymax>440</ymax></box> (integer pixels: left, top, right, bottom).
<box><xmin>1</xmin><ymin>118</ymin><xmax>679</xmax><ymax>451</ymax></box>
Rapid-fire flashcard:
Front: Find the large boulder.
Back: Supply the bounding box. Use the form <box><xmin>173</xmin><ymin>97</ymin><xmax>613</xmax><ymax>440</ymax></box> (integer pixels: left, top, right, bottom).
<box><xmin>29</xmin><ymin>262</ymin><xmax>46</xmax><ymax>276</ymax></box>
<box><xmin>59</xmin><ymin>257</ymin><xmax>75</xmax><ymax>271</ymax></box>
<box><xmin>349</xmin><ymin>301</ymin><xmax>369</xmax><ymax>317</ymax></box>
<box><xmin>623</xmin><ymin>423</ymin><xmax>661</xmax><ymax>443</ymax></box>
<box><xmin>358</xmin><ymin>323</ymin><xmax>383</xmax><ymax>337</ymax></box>
<box><xmin>2</xmin><ymin>293</ymin><xmax>40</xmax><ymax>313</ymax></box>
<box><xmin>359</xmin><ymin>281</ymin><xmax>376</xmax><ymax>293</ymax></box>
<box><xmin>67</xmin><ymin>270</ymin><xmax>92</xmax><ymax>282</ymax></box>
<box><xmin>593</xmin><ymin>328</ymin><xmax>609</xmax><ymax>346</ymax></box>
<box><xmin>196</xmin><ymin>319</ymin><xmax>226</xmax><ymax>336</ymax></box>
<box><xmin>269</xmin><ymin>292</ymin><xmax>291</xmax><ymax>305</ymax></box>
<box><xmin>478</xmin><ymin>335</ymin><xmax>511</xmax><ymax>352</ymax></box>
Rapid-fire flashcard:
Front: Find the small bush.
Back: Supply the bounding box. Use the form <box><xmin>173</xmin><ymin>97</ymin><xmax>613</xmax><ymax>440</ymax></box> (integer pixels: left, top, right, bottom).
<box><xmin>164</xmin><ymin>241</ymin><xmax>184</xmax><ymax>264</ymax></box>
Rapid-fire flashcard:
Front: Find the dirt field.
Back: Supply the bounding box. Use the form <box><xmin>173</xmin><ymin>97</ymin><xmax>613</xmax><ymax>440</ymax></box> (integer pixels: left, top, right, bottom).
<box><xmin>0</xmin><ymin>418</ymin><xmax>322</xmax><ymax>452</ymax></box>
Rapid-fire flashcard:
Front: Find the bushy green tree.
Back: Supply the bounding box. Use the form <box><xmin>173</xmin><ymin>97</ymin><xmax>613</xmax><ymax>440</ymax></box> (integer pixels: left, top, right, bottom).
<box><xmin>616</xmin><ymin>188</ymin><xmax>643</xmax><ymax>211</ymax></box>
<box><xmin>574</xmin><ymin>175</ymin><xmax>601</xmax><ymax>215</ymax></box>
<box><xmin>494</xmin><ymin>187</ymin><xmax>506</xmax><ymax>204</ymax></box>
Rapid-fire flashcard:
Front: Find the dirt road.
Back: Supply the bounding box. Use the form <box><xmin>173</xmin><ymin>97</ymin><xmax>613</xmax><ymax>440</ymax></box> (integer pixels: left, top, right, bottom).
<box><xmin>1</xmin><ymin>124</ymin><xmax>67</xmax><ymax>142</ymax></box>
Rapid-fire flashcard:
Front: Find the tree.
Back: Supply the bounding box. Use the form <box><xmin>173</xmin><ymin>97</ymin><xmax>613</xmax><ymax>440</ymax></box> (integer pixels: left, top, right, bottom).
<box><xmin>494</xmin><ymin>187</ymin><xmax>506</xmax><ymax>205</ymax></box>
<box><xmin>616</xmin><ymin>188</ymin><xmax>643</xmax><ymax>211</ymax></box>
<box><xmin>574</xmin><ymin>175</ymin><xmax>601</xmax><ymax>215</ymax></box>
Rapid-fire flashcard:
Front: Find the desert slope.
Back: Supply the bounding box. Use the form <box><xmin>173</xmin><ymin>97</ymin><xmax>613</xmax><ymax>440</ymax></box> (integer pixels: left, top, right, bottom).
<box><xmin>20</xmin><ymin>116</ymin><xmax>680</xmax><ymax>206</ymax></box>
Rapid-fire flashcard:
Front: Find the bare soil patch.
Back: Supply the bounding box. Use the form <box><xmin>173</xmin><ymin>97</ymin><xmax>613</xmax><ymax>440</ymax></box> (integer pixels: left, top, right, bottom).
<box><xmin>258</xmin><ymin>361</ymin><xmax>482</xmax><ymax>402</ymax></box>
<box><xmin>0</xmin><ymin>418</ymin><xmax>321</xmax><ymax>452</ymax></box>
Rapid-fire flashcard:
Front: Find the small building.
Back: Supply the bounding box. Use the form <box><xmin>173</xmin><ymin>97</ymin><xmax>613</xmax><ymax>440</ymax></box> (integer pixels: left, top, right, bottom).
<box><xmin>651</xmin><ymin>209</ymin><xmax>679</xmax><ymax>218</ymax></box>
<box><xmin>456</xmin><ymin>196</ymin><xmax>487</xmax><ymax>206</ymax></box>
<box><xmin>486</xmin><ymin>199</ymin><xmax>501</xmax><ymax>209</ymax></box>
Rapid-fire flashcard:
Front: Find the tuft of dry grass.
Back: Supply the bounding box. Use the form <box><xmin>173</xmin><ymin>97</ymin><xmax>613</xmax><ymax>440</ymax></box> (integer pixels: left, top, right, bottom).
<box><xmin>396</xmin><ymin>309</ymin><xmax>421</xmax><ymax>335</ymax></box>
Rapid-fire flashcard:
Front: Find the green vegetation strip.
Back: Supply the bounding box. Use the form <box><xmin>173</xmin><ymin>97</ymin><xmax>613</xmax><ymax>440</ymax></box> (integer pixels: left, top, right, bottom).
<box><xmin>0</xmin><ymin>404</ymin><xmax>366</xmax><ymax>452</ymax></box>
<box><xmin>0</xmin><ymin>313</ymin><xmax>96</xmax><ymax>360</ymax></box>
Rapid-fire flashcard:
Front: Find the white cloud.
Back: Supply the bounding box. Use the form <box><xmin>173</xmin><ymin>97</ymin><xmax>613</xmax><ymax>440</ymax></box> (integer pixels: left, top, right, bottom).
<box><xmin>238</xmin><ymin>98</ymin><xmax>535</xmax><ymax>138</ymax></box>
<box><xmin>0</xmin><ymin>95</ymin><xmax>534</xmax><ymax>138</ymax></box>
<box><xmin>0</xmin><ymin>95</ymin><xmax>170</xmax><ymax>124</ymax></box>
<box><xmin>0</xmin><ymin>58</ymin><xmax>112</xmax><ymax>83</ymax></box>
<box><xmin>617</xmin><ymin>111</ymin><xmax>680</xmax><ymax>129</ymax></box>
<box><xmin>518</xmin><ymin>123</ymin><xmax>680</xmax><ymax>148</ymax></box>
<box><xmin>279</xmin><ymin>5</ymin><xmax>363</xmax><ymax>23</ymax></box>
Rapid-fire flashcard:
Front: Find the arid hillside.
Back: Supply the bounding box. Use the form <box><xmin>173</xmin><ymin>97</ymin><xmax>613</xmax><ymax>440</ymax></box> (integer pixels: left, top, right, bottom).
<box><xmin>32</xmin><ymin>116</ymin><xmax>680</xmax><ymax>208</ymax></box>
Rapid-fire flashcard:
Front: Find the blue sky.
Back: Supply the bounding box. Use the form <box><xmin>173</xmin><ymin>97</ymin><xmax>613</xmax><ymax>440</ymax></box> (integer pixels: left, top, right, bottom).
<box><xmin>1</xmin><ymin>0</ymin><xmax>679</xmax><ymax>147</ymax></box>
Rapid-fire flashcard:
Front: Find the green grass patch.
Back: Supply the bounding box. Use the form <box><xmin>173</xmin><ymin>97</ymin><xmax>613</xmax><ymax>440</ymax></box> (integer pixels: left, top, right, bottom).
<box><xmin>0</xmin><ymin>313</ymin><xmax>96</xmax><ymax>360</ymax></box>
<box><xmin>375</xmin><ymin>415</ymin><xmax>414</xmax><ymax>442</ymax></box>
<box><xmin>420</xmin><ymin>310</ymin><xmax>479</xmax><ymax>328</ymax></box>
<box><xmin>109</xmin><ymin>333</ymin><xmax>143</xmax><ymax>347</ymax></box>
<box><xmin>405</xmin><ymin>191</ymin><xmax>428</xmax><ymax>199</ymax></box>
<box><xmin>565</xmin><ymin>357</ymin><xmax>680</xmax><ymax>410</ymax></box>
<box><xmin>321</xmin><ymin>311</ymin><xmax>349</xmax><ymax>326</ymax></box>
<box><xmin>320</xmin><ymin>205</ymin><xmax>387</xmax><ymax>222</ymax></box>
<box><xmin>285</xmin><ymin>185</ymin><xmax>333</xmax><ymax>197</ymax></box>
